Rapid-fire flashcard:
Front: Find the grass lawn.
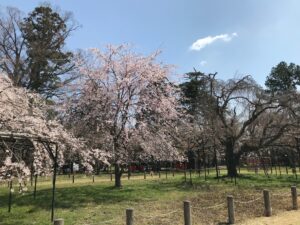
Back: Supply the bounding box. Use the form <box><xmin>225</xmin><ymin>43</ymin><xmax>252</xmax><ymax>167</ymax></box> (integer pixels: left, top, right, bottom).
<box><xmin>0</xmin><ymin>168</ymin><xmax>299</xmax><ymax>225</ymax></box>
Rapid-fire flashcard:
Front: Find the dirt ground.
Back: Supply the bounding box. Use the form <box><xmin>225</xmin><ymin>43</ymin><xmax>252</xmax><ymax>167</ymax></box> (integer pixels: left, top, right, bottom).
<box><xmin>240</xmin><ymin>210</ymin><xmax>300</xmax><ymax>225</ymax></box>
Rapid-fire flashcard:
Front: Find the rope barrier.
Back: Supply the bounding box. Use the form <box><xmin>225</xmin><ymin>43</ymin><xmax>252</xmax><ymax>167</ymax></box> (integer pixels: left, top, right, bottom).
<box><xmin>234</xmin><ymin>196</ymin><xmax>262</xmax><ymax>204</ymax></box>
<box><xmin>139</xmin><ymin>210</ymin><xmax>179</xmax><ymax>219</ymax></box>
<box><xmin>98</xmin><ymin>218</ymin><xmax>117</xmax><ymax>224</ymax></box>
<box><xmin>193</xmin><ymin>202</ymin><xmax>226</xmax><ymax>210</ymax></box>
<box><xmin>272</xmin><ymin>192</ymin><xmax>290</xmax><ymax>197</ymax></box>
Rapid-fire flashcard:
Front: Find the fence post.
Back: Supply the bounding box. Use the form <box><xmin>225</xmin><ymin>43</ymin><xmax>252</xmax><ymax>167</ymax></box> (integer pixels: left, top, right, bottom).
<box><xmin>183</xmin><ymin>200</ymin><xmax>191</xmax><ymax>225</ymax></box>
<box><xmin>263</xmin><ymin>190</ymin><xmax>272</xmax><ymax>216</ymax></box>
<box><xmin>53</xmin><ymin>218</ymin><xmax>64</xmax><ymax>225</ymax></box>
<box><xmin>291</xmin><ymin>186</ymin><xmax>298</xmax><ymax>210</ymax></box>
<box><xmin>227</xmin><ymin>195</ymin><xmax>235</xmax><ymax>224</ymax></box>
<box><xmin>92</xmin><ymin>175</ymin><xmax>95</xmax><ymax>183</ymax></box>
<box><xmin>126</xmin><ymin>208</ymin><xmax>134</xmax><ymax>225</ymax></box>
<box><xmin>144</xmin><ymin>171</ymin><xmax>146</xmax><ymax>179</ymax></box>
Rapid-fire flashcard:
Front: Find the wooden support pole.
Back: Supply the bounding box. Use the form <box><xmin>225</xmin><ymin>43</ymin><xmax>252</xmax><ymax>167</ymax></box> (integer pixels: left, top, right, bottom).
<box><xmin>279</xmin><ymin>164</ymin><xmax>282</xmax><ymax>176</ymax></box>
<box><xmin>8</xmin><ymin>180</ymin><xmax>12</xmax><ymax>213</ymax></box>
<box><xmin>183</xmin><ymin>201</ymin><xmax>191</xmax><ymax>225</ymax></box>
<box><xmin>263</xmin><ymin>190</ymin><xmax>272</xmax><ymax>217</ymax></box>
<box><xmin>126</xmin><ymin>208</ymin><xmax>134</xmax><ymax>225</ymax></box>
<box><xmin>34</xmin><ymin>174</ymin><xmax>37</xmax><ymax>199</ymax></box>
<box><xmin>291</xmin><ymin>186</ymin><xmax>298</xmax><ymax>210</ymax></box>
<box><xmin>227</xmin><ymin>195</ymin><xmax>235</xmax><ymax>224</ymax></box>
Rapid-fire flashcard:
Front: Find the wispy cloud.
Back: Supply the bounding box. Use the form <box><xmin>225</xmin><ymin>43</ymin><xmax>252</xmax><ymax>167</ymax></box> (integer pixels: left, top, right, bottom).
<box><xmin>190</xmin><ymin>32</ymin><xmax>238</xmax><ymax>51</ymax></box>
<box><xmin>200</xmin><ymin>60</ymin><xmax>207</xmax><ymax>66</ymax></box>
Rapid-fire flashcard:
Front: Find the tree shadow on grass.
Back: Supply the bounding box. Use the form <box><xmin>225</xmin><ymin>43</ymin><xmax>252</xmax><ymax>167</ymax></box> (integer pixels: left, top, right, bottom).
<box><xmin>0</xmin><ymin>179</ymin><xmax>185</xmax><ymax>213</ymax></box>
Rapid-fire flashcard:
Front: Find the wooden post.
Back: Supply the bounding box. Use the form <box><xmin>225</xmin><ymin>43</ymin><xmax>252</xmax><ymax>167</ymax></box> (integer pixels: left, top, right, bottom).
<box><xmin>165</xmin><ymin>169</ymin><xmax>168</xmax><ymax>179</ymax></box>
<box><xmin>144</xmin><ymin>171</ymin><xmax>146</xmax><ymax>179</ymax></box>
<box><xmin>270</xmin><ymin>165</ymin><xmax>273</xmax><ymax>174</ymax></box>
<box><xmin>293</xmin><ymin>168</ymin><xmax>298</xmax><ymax>180</ymax></box>
<box><xmin>159</xmin><ymin>170</ymin><xmax>161</xmax><ymax>178</ymax></box>
<box><xmin>34</xmin><ymin>174</ymin><xmax>37</xmax><ymax>199</ymax></box>
<box><xmin>183</xmin><ymin>201</ymin><xmax>191</xmax><ymax>225</ymax></box>
<box><xmin>53</xmin><ymin>218</ymin><xmax>64</xmax><ymax>225</ymax></box>
<box><xmin>92</xmin><ymin>175</ymin><xmax>95</xmax><ymax>183</ymax></box>
<box><xmin>291</xmin><ymin>186</ymin><xmax>298</xmax><ymax>210</ymax></box>
<box><xmin>50</xmin><ymin>145</ymin><xmax>58</xmax><ymax>222</ymax></box>
<box><xmin>110</xmin><ymin>173</ymin><xmax>113</xmax><ymax>181</ymax></box>
<box><xmin>126</xmin><ymin>208</ymin><xmax>134</xmax><ymax>225</ymax></box>
<box><xmin>279</xmin><ymin>164</ymin><xmax>282</xmax><ymax>176</ymax></box>
<box><xmin>72</xmin><ymin>174</ymin><xmax>75</xmax><ymax>183</ymax></box>
<box><xmin>8</xmin><ymin>180</ymin><xmax>13</xmax><ymax>213</ymax></box>
<box><xmin>263</xmin><ymin>190</ymin><xmax>272</xmax><ymax>217</ymax></box>
<box><xmin>227</xmin><ymin>195</ymin><xmax>235</xmax><ymax>224</ymax></box>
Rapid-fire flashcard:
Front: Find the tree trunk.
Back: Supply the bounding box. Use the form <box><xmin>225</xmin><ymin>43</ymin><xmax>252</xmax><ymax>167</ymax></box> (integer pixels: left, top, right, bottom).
<box><xmin>225</xmin><ymin>138</ymin><xmax>238</xmax><ymax>177</ymax></box>
<box><xmin>114</xmin><ymin>164</ymin><xmax>122</xmax><ymax>188</ymax></box>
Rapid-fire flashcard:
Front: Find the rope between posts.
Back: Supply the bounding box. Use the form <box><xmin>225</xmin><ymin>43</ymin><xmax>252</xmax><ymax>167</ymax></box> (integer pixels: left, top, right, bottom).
<box><xmin>272</xmin><ymin>192</ymin><xmax>290</xmax><ymax>197</ymax></box>
<box><xmin>235</xmin><ymin>196</ymin><xmax>262</xmax><ymax>204</ymax></box>
<box><xmin>98</xmin><ymin>219</ymin><xmax>116</xmax><ymax>224</ymax></box>
<box><xmin>193</xmin><ymin>202</ymin><xmax>226</xmax><ymax>210</ymax></box>
<box><xmin>140</xmin><ymin>210</ymin><xmax>179</xmax><ymax>219</ymax></box>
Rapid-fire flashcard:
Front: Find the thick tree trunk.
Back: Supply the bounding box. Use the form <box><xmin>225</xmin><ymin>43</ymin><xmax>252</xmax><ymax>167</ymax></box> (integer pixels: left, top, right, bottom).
<box><xmin>114</xmin><ymin>164</ymin><xmax>122</xmax><ymax>188</ymax></box>
<box><xmin>225</xmin><ymin>138</ymin><xmax>238</xmax><ymax>177</ymax></box>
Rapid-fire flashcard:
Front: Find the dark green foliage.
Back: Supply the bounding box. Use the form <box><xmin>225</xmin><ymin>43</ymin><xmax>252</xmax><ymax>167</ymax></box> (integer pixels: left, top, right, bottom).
<box><xmin>179</xmin><ymin>71</ymin><xmax>216</xmax><ymax>120</ymax></box>
<box><xmin>20</xmin><ymin>6</ymin><xmax>75</xmax><ymax>98</ymax></box>
<box><xmin>265</xmin><ymin>61</ymin><xmax>300</xmax><ymax>93</ymax></box>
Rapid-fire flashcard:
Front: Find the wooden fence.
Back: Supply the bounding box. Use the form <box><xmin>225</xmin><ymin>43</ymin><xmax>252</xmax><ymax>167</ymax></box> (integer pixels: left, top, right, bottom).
<box><xmin>53</xmin><ymin>186</ymin><xmax>298</xmax><ymax>225</ymax></box>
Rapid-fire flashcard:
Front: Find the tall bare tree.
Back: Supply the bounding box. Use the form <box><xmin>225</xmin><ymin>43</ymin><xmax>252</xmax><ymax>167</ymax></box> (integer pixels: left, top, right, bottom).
<box><xmin>0</xmin><ymin>7</ymin><xmax>26</xmax><ymax>87</ymax></box>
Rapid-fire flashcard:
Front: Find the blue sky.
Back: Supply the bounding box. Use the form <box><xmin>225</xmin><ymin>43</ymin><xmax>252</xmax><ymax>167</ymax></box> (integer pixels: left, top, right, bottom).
<box><xmin>1</xmin><ymin>0</ymin><xmax>300</xmax><ymax>85</ymax></box>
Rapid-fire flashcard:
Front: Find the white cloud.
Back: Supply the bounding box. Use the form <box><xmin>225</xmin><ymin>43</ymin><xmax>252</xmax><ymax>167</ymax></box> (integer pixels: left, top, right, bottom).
<box><xmin>200</xmin><ymin>60</ymin><xmax>207</xmax><ymax>66</ymax></box>
<box><xmin>190</xmin><ymin>32</ymin><xmax>238</xmax><ymax>51</ymax></box>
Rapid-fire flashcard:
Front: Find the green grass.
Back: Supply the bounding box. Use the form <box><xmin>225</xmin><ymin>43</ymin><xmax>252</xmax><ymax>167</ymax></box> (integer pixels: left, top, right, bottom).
<box><xmin>0</xmin><ymin>168</ymin><xmax>299</xmax><ymax>225</ymax></box>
